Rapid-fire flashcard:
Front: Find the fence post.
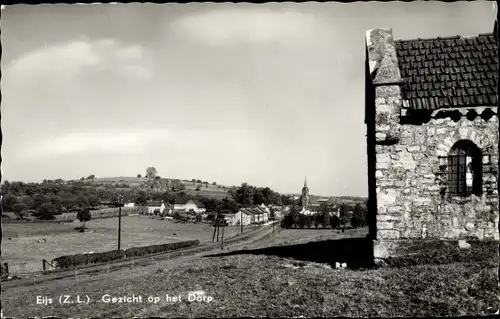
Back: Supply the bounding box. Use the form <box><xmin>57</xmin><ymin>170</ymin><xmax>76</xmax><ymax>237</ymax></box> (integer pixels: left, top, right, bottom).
<box><xmin>42</xmin><ymin>259</ymin><xmax>46</xmax><ymax>271</ymax></box>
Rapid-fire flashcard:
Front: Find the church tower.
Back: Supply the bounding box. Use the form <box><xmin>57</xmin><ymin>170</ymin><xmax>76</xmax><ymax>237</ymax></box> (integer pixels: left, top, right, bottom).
<box><xmin>301</xmin><ymin>176</ymin><xmax>310</xmax><ymax>210</ymax></box>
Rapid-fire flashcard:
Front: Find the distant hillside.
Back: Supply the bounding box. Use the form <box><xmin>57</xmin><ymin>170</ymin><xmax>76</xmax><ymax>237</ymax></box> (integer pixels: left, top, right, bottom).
<box><xmin>94</xmin><ymin>176</ymin><xmax>232</xmax><ymax>200</ymax></box>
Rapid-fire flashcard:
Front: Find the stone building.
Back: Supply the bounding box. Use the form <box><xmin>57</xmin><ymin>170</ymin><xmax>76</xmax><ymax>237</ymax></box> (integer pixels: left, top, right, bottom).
<box><xmin>365</xmin><ymin>24</ymin><xmax>498</xmax><ymax>258</ymax></box>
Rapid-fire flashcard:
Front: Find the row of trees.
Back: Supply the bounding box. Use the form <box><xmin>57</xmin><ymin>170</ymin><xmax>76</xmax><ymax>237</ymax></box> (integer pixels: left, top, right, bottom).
<box><xmin>228</xmin><ymin>183</ymin><xmax>295</xmax><ymax>207</ymax></box>
<box><xmin>2</xmin><ymin>176</ymin><xmax>366</xmax><ymax>224</ymax></box>
<box><xmin>281</xmin><ymin>205</ymin><xmax>365</xmax><ymax>229</ymax></box>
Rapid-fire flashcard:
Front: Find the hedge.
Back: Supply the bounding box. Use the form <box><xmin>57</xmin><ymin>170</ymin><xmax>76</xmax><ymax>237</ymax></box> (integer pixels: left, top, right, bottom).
<box><xmin>125</xmin><ymin>240</ymin><xmax>200</xmax><ymax>258</ymax></box>
<box><xmin>51</xmin><ymin>239</ymin><xmax>200</xmax><ymax>269</ymax></box>
<box><xmin>52</xmin><ymin>250</ymin><xmax>126</xmax><ymax>269</ymax></box>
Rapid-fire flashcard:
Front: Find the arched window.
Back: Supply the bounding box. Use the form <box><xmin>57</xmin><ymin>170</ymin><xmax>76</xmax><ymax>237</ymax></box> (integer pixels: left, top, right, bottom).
<box><xmin>447</xmin><ymin>140</ymin><xmax>483</xmax><ymax>197</ymax></box>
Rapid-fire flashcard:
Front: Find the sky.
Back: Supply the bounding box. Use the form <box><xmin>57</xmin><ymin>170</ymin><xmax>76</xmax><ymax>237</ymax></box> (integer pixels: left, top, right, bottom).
<box><xmin>0</xmin><ymin>2</ymin><xmax>497</xmax><ymax>197</ymax></box>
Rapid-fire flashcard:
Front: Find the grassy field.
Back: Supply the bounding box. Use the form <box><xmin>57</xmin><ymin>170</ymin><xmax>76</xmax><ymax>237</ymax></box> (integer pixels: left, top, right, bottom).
<box><xmin>1</xmin><ymin>216</ymin><xmax>243</xmax><ymax>274</ymax></box>
<box><xmin>2</xmin><ymin>226</ymin><xmax>497</xmax><ymax>317</ymax></box>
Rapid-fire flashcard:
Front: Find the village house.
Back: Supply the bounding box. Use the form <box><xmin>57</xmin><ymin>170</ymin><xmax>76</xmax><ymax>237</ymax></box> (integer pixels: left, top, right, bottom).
<box><xmin>146</xmin><ymin>200</ymin><xmax>168</xmax><ymax>215</ymax></box>
<box><xmin>230</xmin><ymin>209</ymin><xmax>253</xmax><ymax>226</ymax></box>
<box><xmin>173</xmin><ymin>199</ymin><xmax>206</xmax><ymax>214</ymax></box>
<box><xmin>365</xmin><ymin>23</ymin><xmax>498</xmax><ymax>258</ymax></box>
<box><xmin>268</xmin><ymin>205</ymin><xmax>284</xmax><ymax>219</ymax></box>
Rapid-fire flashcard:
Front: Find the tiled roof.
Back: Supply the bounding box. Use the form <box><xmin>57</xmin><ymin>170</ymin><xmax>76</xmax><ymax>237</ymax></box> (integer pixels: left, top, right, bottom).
<box><xmin>147</xmin><ymin>201</ymin><xmax>163</xmax><ymax>207</ymax></box>
<box><xmin>192</xmin><ymin>200</ymin><xmax>205</xmax><ymax>208</ymax></box>
<box><xmin>395</xmin><ymin>33</ymin><xmax>497</xmax><ymax>111</ymax></box>
<box><xmin>174</xmin><ymin>198</ymin><xmax>190</xmax><ymax>205</ymax></box>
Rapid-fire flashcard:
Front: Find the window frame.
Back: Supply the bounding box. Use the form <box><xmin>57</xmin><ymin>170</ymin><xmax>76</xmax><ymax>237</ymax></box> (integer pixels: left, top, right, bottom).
<box><xmin>443</xmin><ymin>140</ymin><xmax>483</xmax><ymax>198</ymax></box>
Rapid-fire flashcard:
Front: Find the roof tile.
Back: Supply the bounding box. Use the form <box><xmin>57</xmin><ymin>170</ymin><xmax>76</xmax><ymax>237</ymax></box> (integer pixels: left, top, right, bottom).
<box><xmin>396</xmin><ymin>34</ymin><xmax>497</xmax><ymax>110</ymax></box>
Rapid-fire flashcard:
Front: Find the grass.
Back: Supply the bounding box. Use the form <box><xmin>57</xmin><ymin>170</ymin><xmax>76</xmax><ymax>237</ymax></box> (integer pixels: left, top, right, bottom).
<box><xmin>1</xmin><ymin>216</ymin><xmax>243</xmax><ymax>274</ymax></box>
<box><xmin>2</xmin><ymin>227</ymin><xmax>498</xmax><ymax>318</ymax></box>
<box><xmin>256</xmin><ymin>226</ymin><xmax>368</xmax><ymax>248</ymax></box>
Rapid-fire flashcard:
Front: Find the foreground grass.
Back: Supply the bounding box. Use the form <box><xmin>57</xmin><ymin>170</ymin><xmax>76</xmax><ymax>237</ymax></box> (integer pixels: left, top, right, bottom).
<box><xmin>2</xmin><ymin>228</ymin><xmax>498</xmax><ymax>317</ymax></box>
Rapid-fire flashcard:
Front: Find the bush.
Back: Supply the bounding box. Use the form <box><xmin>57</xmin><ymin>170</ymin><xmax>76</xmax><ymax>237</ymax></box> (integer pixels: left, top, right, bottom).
<box><xmin>36</xmin><ymin>203</ymin><xmax>57</xmax><ymax>220</ymax></box>
<box><xmin>330</xmin><ymin>215</ymin><xmax>341</xmax><ymax>229</ymax></box>
<box><xmin>52</xmin><ymin>250</ymin><xmax>126</xmax><ymax>269</ymax></box>
<box><xmin>125</xmin><ymin>240</ymin><xmax>200</xmax><ymax>258</ymax></box>
<box><xmin>351</xmin><ymin>214</ymin><xmax>361</xmax><ymax>228</ymax></box>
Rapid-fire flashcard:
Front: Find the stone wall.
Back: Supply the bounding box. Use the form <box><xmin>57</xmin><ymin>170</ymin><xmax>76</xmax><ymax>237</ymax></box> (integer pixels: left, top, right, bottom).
<box><xmin>375</xmin><ymin>113</ymin><xmax>499</xmax><ymax>241</ymax></box>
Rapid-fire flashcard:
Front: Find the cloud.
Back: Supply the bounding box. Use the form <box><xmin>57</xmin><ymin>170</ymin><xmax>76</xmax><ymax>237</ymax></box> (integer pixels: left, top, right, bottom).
<box><xmin>170</xmin><ymin>8</ymin><xmax>323</xmax><ymax>46</ymax></box>
<box><xmin>4</xmin><ymin>37</ymin><xmax>153</xmax><ymax>82</ymax></box>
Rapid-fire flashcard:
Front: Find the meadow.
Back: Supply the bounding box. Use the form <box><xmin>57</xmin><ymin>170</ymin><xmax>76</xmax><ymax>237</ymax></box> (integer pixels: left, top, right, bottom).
<box><xmin>2</xmin><ymin>226</ymin><xmax>497</xmax><ymax>318</ymax></box>
<box><xmin>1</xmin><ymin>216</ymin><xmax>243</xmax><ymax>274</ymax></box>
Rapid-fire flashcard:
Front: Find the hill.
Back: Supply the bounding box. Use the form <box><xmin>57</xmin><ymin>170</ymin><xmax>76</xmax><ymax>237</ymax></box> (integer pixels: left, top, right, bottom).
<box><xmin>93</xmin><ymin>176</ymin><xmax>232</xmax><ymax>200</ymax></box>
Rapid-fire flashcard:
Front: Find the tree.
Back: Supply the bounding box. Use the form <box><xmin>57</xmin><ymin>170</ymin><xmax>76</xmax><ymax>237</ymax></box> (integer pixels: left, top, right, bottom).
<box><xmin>136</xmin><ymin>191</ymin><xmax>148</xmax><ymax>206</ymax></box>
<box><xmin>233</xmin><ymin>183</ymin><xmax>254</xmax><ymax>207</ymax></box>
<box><xmin>298</xmin><ymin>214</ymin><xmax>306</xmax><ymax>229</ymax></box>
<box><xmin>280</xmin><ymin>194</ymin><xmax>295</xmax><ymax>206</ymax></box>
<box><xmin>87</xmin><ymin>194</ymin><xmax>100</xmax><ymax>208</ymax></box>
<box><xmin>269</xmin><ymin>208</ymin><xmax>276</xmax><ymax>221</ymax></box>
<box><xmin>11</xmin><ymin>203</ymin><xmax>26</xmax><ymax>220</ymax></box>
<box><xmin>288</xmin><ymin>205</ymin><xmax>301</xmax><ymax>228</ymax></box>
<box><xmin>339</xmin><ymin>203</ymin><xmax>348</xmax><ymax>224</ymax></box>
<box><xmin>61</xmin><ymin>194</ymin><xmax>78</xmax><ymax>212</ymax></box>
<box><xmin>48</xmin><ymin>195</ymin><xmax>62</xmax><ymax>211</ymax></box>
<box><xmin>351</xmin><ymin>214</ymin><xmax>361</xmax><ymax>228</ymax></box>
<box><xmin>212</xmin><ymin>182</ymin><xmax>217</xmax><ymax>185</ymax></box>
<box><xmin>77</xmin><ymin>208</ymin><xmax>92</xmax><ymax>232</ymax></box>
<box><xmin>77</xmin><ymin>195</ymin><xmax>89</xmax><ymax>208</ymax></box>
<box><xmin>195</xmin><ymin>185</ymin><xmax>201</xmax><ymax>191</ymax></box>
<box><xmin>330</xmin><ymin>215</ymin><xmax>341</xmax><ymax>229</ymax></box>
<box><xmin>305</xmin><ymin>215</ymin><xmax>313</xmax><ymax>228</ymax></box>
<box><xmin>146</xmin><ymin>167</ymin><xmax>157</xmax><ymax>178</ymax></box>
<box><xmin>137</xmin><ymin>174</ymin><xmax>142</xmax><ymax>178</ymax></box>
<box><xmin>155</xmin><ymin>176</ymin><xmax>161</xmax><ymax>180</ymax></box>
<box><xmin>160</xmin><ymin>191</ymin><xmax>174</xmax><ymax>205</ymax></box>
<box><xmin>353</xmin><ymin>203</ymin><xmax>366</xmax><ymax>227</ymax></box>
<box><xmin>20</xmin><ymin>195</ymin><xmax>35</xmax><ymax>210</ymax></box>
<box><xmin>1</xmin><ymin>194</ymin><xmax>20</xmax><ymax>212</ymax></box>
<box><xmin>86</xmin><ymin>174</ymin><xmax>95</xmax><ymax>180</ymax></box>
<box><xmin>33</xmin><ymin>194</ymin><xmax>49</xmax><ymax>209</ymax></box>
<box><xmin>37</xmin><ymin>203</ymin><xmax>56</xmax><ymax>220</ymax></box>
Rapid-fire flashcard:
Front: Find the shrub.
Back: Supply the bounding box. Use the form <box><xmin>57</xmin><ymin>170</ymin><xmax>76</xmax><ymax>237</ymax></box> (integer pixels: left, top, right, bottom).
<box><xmin>51</xmin><ymin>240</ymin><xmax>199</xmax><ymax>269</ymax></box>
<box><xmin>351</xmin><ymin>214</ymin><xmax>361</xmax><ymax>228</ymax></box>
<box><xmin>330</xmin><ymin>215</ymin><xmax>341</xmax><ymax>229</ymax></box>
<box><xmin>52</xmin><ymin>250</ymin><xmax>126</xmax><ymax>269</ymax></box>
<box><xmin>125</xmin><ymin>240</ymin><xmax>200</xmax><ymax>258</ymax></box>
<box><xmin>36</xmin><ymin>203</ymin><xmax>57</xmax><ymax>220</ymax></box>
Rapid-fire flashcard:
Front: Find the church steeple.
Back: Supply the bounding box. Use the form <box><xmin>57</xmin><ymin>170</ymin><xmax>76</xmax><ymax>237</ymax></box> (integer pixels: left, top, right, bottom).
<box><xmin>301</xmin><ymin>176</ymin><xmax>309</xmax><ymax>209</ymax></box>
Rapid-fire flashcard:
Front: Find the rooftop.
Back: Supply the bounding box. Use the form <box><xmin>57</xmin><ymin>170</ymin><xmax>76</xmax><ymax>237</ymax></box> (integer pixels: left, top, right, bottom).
<box><xmin>146</xmin><ymin>201</ymin><xmax>163</xmax><ymax>207</ymax></box>
<box><xmin>394</xmin><ymin>33</ymin><xmax>497</xmax><ymax>111</ymax></box>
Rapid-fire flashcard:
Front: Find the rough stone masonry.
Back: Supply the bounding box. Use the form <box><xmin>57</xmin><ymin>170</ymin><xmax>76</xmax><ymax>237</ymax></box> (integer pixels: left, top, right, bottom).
<box><xmin>365</xmin><ymin>28</ymin><xmax>499</xmax><ymax>259</ymax></box>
